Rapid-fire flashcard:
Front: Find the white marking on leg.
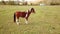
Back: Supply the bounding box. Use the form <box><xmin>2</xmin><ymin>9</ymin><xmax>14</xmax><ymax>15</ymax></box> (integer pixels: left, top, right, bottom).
<box><xmin>16</xmin><ymin>18</ymin><xmax>19</xmax><ymax>25</ymax></box>
<box><xmin>25</xmin><ymin>19</ymin><xmax>28</xmax><ymax>24</ymax></box>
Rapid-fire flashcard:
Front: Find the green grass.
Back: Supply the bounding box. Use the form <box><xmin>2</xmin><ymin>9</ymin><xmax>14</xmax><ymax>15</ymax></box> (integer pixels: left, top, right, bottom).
<box><xmin>0</xmin><ymin>5</ymin><xmax>60</xmax><ymax>34</ymax></box>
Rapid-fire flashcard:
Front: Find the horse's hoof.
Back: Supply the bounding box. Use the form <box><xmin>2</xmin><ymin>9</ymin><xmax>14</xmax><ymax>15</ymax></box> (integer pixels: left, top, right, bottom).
<box><xmin>26</xmin><ymin>23</ymin><xmax>28</xmax><ymax>24</ymax></box>
<box><xmin>17</xmin><ymin>23</ymin><xmax>20</xmax><ymax>25</ymax></box>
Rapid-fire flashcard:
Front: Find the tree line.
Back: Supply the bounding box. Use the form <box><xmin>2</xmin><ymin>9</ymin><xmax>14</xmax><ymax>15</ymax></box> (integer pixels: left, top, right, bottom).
<box><xmin>0</xmin><ymin>0</ymin><xmax>60</xmax><ymax>5</ymax></box>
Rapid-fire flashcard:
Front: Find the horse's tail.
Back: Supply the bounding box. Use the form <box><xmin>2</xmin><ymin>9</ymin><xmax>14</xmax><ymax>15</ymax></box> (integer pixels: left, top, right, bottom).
<box><xmin>14</xmin><ymin>13</ymin><xmax>16</xmax><ymax>22</ymax></box>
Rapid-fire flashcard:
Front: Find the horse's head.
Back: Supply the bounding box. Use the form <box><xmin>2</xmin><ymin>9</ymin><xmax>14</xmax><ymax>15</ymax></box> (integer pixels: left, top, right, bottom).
<box><xmin>31</xmin><ymin>8</ymin><xmax>35</xmax><ymax>13</ymax></box>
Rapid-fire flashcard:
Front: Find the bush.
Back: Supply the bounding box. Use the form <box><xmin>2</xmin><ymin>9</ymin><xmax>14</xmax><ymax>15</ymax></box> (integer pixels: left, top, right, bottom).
<box><xmin>43</xmin><ymin>0</ymin><xmax>60</xmax><ymax>5</ymax></box>
<box><xmin>50</xmin><ymin>0</ymin><xmax>60</xmax><ymax>5</ymax></box>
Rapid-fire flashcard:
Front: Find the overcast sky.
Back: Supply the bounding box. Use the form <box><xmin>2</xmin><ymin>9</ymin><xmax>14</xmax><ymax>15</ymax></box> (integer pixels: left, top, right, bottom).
<box><xmin>0</xmin><ymin>0</ymin><xmax>37</xmax><ymax>1</ymax></box>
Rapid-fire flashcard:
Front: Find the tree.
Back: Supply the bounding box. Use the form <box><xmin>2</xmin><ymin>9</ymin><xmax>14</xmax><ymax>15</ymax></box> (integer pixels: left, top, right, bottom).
<box><xmin>2</xmin><ymin>0</ymin><xmax>6</xmax><ymax>5</ymax></box>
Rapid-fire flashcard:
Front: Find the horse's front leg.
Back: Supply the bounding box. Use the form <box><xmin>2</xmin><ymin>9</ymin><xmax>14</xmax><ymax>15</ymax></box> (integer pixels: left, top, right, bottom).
<box><xmin>25</xmin><ymin>18</ymin><xmax>28</xmax><ymax>24</ymax></box>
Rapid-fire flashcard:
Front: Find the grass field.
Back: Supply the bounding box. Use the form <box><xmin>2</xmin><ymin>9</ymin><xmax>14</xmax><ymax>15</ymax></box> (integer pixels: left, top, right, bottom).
<box><xmin>0</xmin><ymin>5</ymin><xmax>60</xmax><ymax>34</ymax></box>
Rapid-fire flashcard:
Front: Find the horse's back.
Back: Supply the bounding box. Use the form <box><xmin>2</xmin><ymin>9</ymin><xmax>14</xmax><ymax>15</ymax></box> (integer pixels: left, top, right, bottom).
<box><xmin>15</xmin><ymin>11</ymin><xmax>26</xmax><ymax>17</ymax></box>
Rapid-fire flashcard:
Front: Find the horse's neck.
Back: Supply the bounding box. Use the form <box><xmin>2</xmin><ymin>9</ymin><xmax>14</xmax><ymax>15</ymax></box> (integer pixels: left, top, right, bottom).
<box><xmin>28</xmin><ymin>11</ymin><xmax>31</xmax><ymax>15</ymax></box>
<box><xmin>26</xmin><ymin>11</ymin><xmax>31</xmax><ymax>18</ymax></box>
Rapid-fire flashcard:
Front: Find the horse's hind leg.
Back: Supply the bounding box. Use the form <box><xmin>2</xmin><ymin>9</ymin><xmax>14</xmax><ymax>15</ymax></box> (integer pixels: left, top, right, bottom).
<box><xmin>16</xmin><ymin>17</ymin><xmax>20</xmax><ymax>25</ymax></box>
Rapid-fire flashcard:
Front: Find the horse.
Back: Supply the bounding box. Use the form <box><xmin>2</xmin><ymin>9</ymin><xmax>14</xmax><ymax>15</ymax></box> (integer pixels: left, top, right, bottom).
<box><xmin>14</xmin><ymin>8</ymin><xmax>35</xmax><ymax>25</ymax></box>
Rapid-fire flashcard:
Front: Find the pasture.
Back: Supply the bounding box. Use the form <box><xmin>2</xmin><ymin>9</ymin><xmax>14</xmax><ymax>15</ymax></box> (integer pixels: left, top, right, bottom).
<box><xmin>0</xmin><ymin>5</ymin><xmax>60</xmax><ymax>34</ymax></box>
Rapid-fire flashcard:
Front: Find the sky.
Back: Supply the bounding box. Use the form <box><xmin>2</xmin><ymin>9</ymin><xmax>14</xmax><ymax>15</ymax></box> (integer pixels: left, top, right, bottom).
<box><xmin>0</xmin><ymin>0</ymin><xmax>1</xmax><ymax>1</ymax></box>
<box><xmin>0</xmin><ymin>0</ymin><xmax>37</xmax><ymax>1</ymax></box>
<box><xmin>0</xmin><ymin>0</ymin><xmax>9</xmax><ymax>1</ymax></box>
<box><xmin>15</xmin><ymin>0</ymin><xmax>37</xmax><ymax>1</ymax></box>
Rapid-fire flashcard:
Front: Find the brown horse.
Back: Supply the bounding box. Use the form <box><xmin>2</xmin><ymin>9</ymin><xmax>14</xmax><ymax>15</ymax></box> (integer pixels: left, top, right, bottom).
<box><xmin>14</xmin><ymin>8</ymin><xmax>35</xmax><ymax>25</ymax></box>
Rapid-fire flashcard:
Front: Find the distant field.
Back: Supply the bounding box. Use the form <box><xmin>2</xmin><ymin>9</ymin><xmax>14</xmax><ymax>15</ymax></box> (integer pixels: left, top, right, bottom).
<box><xmin>0</xmin><ymin>5</ymin><xmax>60</xmax><ymax>34</ymax></box>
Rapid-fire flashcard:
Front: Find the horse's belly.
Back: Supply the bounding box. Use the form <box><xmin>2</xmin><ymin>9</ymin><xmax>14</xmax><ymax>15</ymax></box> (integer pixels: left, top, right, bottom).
<box><xmin>16</xmin><ymin>12</ymin><xmax>26</xmax><ymax>18</ymax></box>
